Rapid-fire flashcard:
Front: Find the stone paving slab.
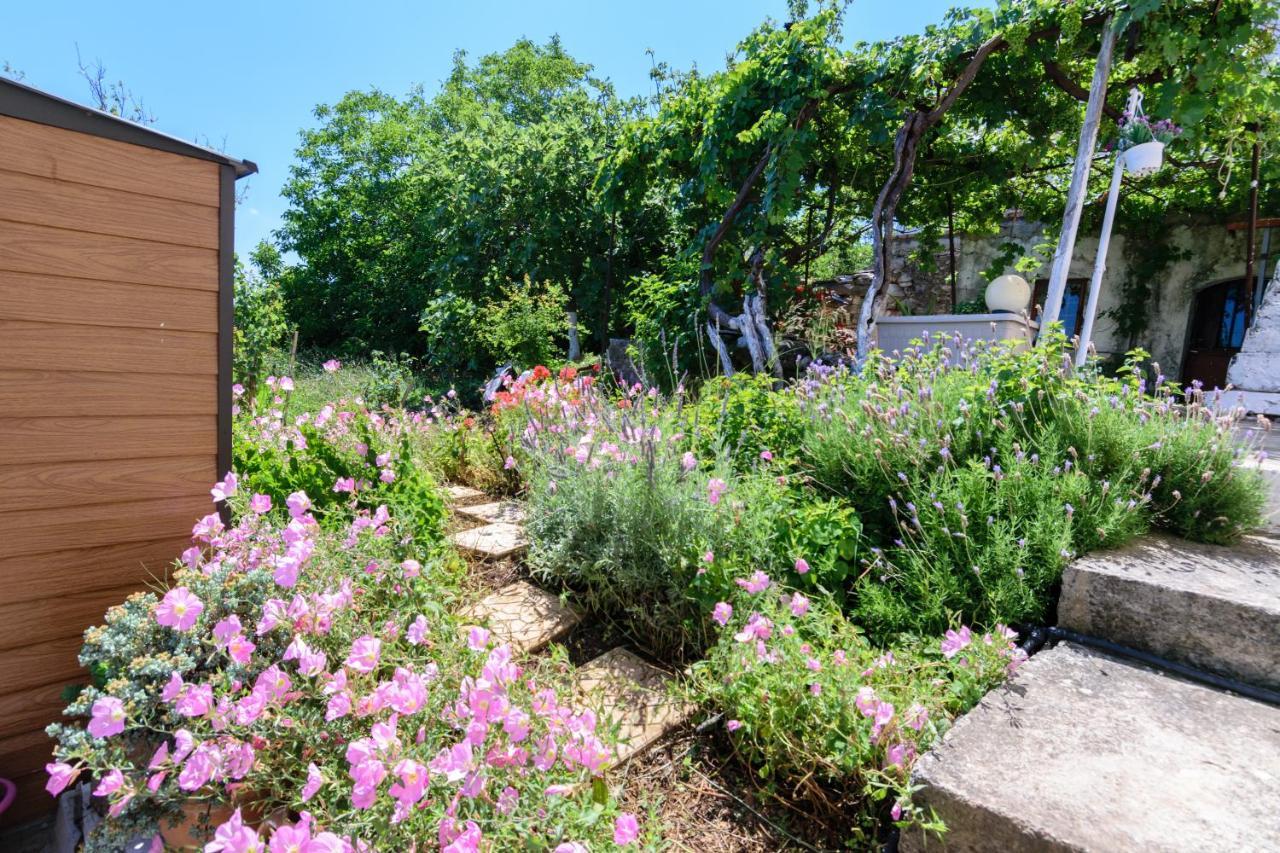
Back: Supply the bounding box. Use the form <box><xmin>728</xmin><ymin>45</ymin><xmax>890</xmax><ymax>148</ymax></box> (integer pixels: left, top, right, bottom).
<box><xmin>456</xmin><ymin>500</ymin><xmax>526</xmax><ymax>526</ymax></box>
<box><xmin>1059</xmin><ymin>532</ymin><xmax>1280</xmax><ymax>690</ymax></box>
<box><xmin>901</xmin><ymin>643</ymin><xmax>1280</xmax><ymax>853</ymax></box>
<box><xmin>572</xmin><ymin>648</ymin><xmax>695</xmax><ymax>765</ymax></box>
<box><xmin>459</xmin><ymin>581</ymin><xmax>580</xmax><ymax>654</ymax></box>
<box><xmin>450</xmin><ymin>522</ymin><xmax>527</xmax><ymax>560</ymax></box>
<box><xmin>445</xmin><ymin>485</ymin><xmax>489</xmax><ymax>507</ymax></box>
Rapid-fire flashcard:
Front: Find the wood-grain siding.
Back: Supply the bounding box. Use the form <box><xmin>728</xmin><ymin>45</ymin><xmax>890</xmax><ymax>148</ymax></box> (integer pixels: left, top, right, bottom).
<box><xmin>0</xmin><ymin>114</ymin><xmax>219</xmax><ymax>206</ymax></box>
<box><xmin>0</xmin><ymin>271</ymin><xmax>218</xmax><ymax>332</ymax></box>
<box><xmin>0</xmin><ymin>370</ymin><xmax>216</xmax><ymax>417</ymax></box>
<box><xmin>0</xmin><ymin>319</ymin><xmax>217</xmax><ymax>375</ymax></box>
<box><xmin>0</xmin><ymin>455</ymin><xmax>215</xmax><ymax>513</ymax></box>
<box><xmin>0</xmin><ymin>111</ymin><xmax>226</xmax><ymax>820</ymax></box>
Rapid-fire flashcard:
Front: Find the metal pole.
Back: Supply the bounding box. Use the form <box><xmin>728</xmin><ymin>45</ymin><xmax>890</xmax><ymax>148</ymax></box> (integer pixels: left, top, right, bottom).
<box><xmin>1075</xmin><ymin>89</ymin><xmax>1141</xmax><ymax>368</ymax></box>
<box><xmin>1075</xmin><ymin>155</ymin><xmax>1125</xmax><ymax>367</ymax></box>
<box><xmin>1243</xmin><ymin>125</ymin><xmax>1261</xmax><ymax>326</ymax></box>
<box><xmin>1039</xmin><ymin>19</ymin><xmax>1120</xmax><ymax>340</ymax></box>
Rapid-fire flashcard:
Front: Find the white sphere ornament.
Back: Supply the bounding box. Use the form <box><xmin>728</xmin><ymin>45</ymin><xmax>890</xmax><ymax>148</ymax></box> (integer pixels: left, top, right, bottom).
<box><xmin>984</xmin><ymin>274</ymin><xmax>1031</xmax><ymax>314</ymax></box>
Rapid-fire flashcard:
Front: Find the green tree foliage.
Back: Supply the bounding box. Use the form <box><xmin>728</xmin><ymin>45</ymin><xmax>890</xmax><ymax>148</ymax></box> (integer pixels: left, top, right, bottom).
<box><xmin>233</xmin><ymin>241</ymin><xmax>291</xmax><ymax>392</ymax></box>
<box><xmin>277</xmin><ymin>2</ymin><xmax>1279</xmax><ymax>382</ymax></box>
<box><xmin>278</xmin><ymin>38</ymin><xmax>671</xmax><ymax>382</ymax></box>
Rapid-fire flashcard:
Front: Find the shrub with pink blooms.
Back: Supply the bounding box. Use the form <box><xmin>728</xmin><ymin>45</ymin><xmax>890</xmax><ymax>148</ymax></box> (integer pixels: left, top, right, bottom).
<box><xmin>691</xmin><ymin>581</ymin><xmax>1023</xmax><ymax>845</ymax></box>
<box><xmin>46</xmin><ymin>485</ymin><xmax>647</xmax><ymax>851</ymax></box>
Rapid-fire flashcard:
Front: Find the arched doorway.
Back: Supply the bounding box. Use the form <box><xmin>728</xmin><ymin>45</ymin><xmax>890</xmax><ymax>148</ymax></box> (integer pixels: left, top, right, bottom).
<box><xmin>1182</xmin><ymin>278</ymin><xmax>1248</xmax><ymax>390</ymax></box>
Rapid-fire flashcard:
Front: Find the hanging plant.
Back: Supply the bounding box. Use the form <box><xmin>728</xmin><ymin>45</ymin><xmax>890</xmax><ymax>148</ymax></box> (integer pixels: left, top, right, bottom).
<box><xmin>1115</xmin><ymin>114</ymin><xmax>1184</xmax><ymax>150</ymax></box>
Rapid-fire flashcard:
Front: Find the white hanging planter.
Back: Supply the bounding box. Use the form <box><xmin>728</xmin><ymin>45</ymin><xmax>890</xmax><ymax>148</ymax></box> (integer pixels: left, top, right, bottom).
<box><xmin>1123</xmin><ymin>140</ymin><xmax>1164</xmax><ymax>177</ymax></box>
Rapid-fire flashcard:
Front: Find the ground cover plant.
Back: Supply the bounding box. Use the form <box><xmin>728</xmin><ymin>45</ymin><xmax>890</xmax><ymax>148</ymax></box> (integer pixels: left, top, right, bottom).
<box><xmin>45</xmin><ymin>388</ymin><xmax>652</xmax><ymax>852</ymax></box>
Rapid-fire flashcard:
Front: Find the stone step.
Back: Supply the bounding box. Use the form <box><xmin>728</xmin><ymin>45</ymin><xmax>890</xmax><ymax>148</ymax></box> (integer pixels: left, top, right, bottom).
<box><xmin>1059</xmin><ymin>533</ymin><xmax>1280</xmax><ymax>691</ymax></box>
<box><xmin>450</xmin><ymin>522</ymin><xmax>528</xmax><ymax>560</ymax></box>
<box><xmin>1240</xmin><ymin>454</ymin><xmax>1280</xmax><ymax>537</ymax></box>
<box><xmin>459</xmin><ymin>581</ymin><xmax>581</xmax><ymax>654</ymax></box>
<box><xmin>901</xmin><ymin>643</ymin><xmax>1280</xmax><ymax>853</ymax></box>
<box><xmin>456</xmin><ymin>500</ymin><xmax>526</xmax><ymax>526</ymax></box>
<box><xmin>445</xmin><ymin>484</ymin><xmax>489</xmax><ymax>507</ymax></box>
<box><xmin>571</xmin><ymin>648</ymin><xmax>695</xmax><ymax>766</ymax></box>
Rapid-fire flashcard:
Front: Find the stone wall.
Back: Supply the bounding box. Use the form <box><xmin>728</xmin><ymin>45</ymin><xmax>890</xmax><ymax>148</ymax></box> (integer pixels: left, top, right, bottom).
<box><xmin>888</xmin><ymin>219</ymin><xmax>1254</xmax><ymax>378</ymax></box>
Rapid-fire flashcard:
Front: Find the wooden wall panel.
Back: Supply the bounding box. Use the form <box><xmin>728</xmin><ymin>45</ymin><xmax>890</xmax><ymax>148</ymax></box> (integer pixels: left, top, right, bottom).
<box><xmin>0</xmin><ymin>114</ymin><xmax>219</xmax><ymax>206</ymax></box>
<box><xmin>0</xmin><ymin>584</ymin><xmax>155</xmax><ymax>652</ymax></box>
<box><xmin>0</xmin><ymin>537</ymin><xmax>189</xmax><ymax>606</ymax></box>
<box><xmin>0</xmin><ymin>370</ymin><xmax>216</xmax><ymax>417</ymax></box>
<box><xmin>0</xmin><ymin>320</ymin><xmax>217</xmax><ymax>375</ymax></box>
<box><xmin>0</xmin><ymin>455</ymin><xmax>215</xmax><ymax>513</ymax></box>
<box><xmin>0</xmin><ymin>730</ymin><xmax>55</xmax><ymax>780</ymax></box>
<box><xmin>0</xmin><ymin>636</ymin><xmax>85</xmax><ymax>694</ymax></box>
<box><xmin>0</xmin><ymin>271</ymin><xmax>218</xmax><ymax>332</ymax></box>
<box><xmin>0</xmin><ymin>771</ymin><xmax>58</xmax><ymax>829</ymax></box>
<box><xmin>0</xmin><ymin>169</ymin><xmax>218</xmax><ymax>249</ymax></box>
<box><xmin>0</xmin><ymin>682</ymin><xmax>76</xmax><ymax>742</ymax></box>
<box><xmin>0</xmin><ymin>495</ymin><xmax>212</xmax><ymax>561</ymax></box>
<box><xmin>0</xmin><ymin>416</ymin><xmax>215</xmax><ymax>465</ymax></box>
<box><xmin>0</xmin><ymin>220</ymin><xmax>217</xmax><ymax>290</ymax></box>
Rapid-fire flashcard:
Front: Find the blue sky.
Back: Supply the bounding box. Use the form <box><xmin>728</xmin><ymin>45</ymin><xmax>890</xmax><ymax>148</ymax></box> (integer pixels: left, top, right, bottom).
<box><xmin>5</xmin><ymin>0</ymin><xmax>961</xmax><ymax>255</ymax></box>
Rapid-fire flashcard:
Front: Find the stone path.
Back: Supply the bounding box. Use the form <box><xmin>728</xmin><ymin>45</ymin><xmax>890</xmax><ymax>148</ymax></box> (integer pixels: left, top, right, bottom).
<box><xmin>459</xmin><ymin>580</ymin><xmax>580</xmax><ymax>654</ymax></box>
<box><xmin>571</xmin><ymin>648</ymin><xmax>694</xmax><ymax>766</ymax></box>
<box><xmin>450</xmin><ymin>521</ymin><xmax>528</xmax><ymax>560</ymax></box>
<box><xmin>456</xmin><ymin>500</ymin><xmax>527</xmax><ymax>526</ymax></box>
<box><xmin>444</xmin><ymin>485</ymin><xmax>694</xmax><ymax>768</ymax></box>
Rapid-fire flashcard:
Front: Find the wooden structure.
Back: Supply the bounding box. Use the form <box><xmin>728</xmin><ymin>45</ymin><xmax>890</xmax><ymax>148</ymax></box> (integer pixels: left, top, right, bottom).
<box><xmin>0</xmin><ymin>77</ymin><xmax>254</xmax><ymax>827</ymax></box>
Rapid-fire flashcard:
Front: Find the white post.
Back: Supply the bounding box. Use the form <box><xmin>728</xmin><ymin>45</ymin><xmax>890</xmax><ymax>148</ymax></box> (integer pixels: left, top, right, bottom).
<box><xmin>1039</xmin><ymin>19</ymin><xmax>1120</xmax><ymax>340</ymax></box>
<box><xmin>1075</xmin><ymin>89</ymin><xmax>1143</xmax><ymax>368</ymax></box>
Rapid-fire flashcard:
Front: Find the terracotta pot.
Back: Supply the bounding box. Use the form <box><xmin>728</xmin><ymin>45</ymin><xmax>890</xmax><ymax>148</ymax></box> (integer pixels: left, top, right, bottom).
<box><xmin>159</xmin><ymin>794</ymin><xmax>286</xmax><ymax>850</ymax></box>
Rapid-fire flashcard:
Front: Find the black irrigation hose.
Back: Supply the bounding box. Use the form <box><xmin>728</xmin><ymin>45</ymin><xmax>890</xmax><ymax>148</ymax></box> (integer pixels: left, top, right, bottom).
<box><xmin>1042</xmin><ymin>625</ymin><xmax>1280</xmax><ymax>708</ymax></box>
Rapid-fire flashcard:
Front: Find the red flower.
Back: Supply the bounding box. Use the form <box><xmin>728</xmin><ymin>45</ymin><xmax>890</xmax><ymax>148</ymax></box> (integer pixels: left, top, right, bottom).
<box><xmin>559</xmin><ymin>366</ymin><xmax>578</xmax><ymax>382</ymax></box>
<box><xmin>532</xmin><ymin>365</ymin><xmax>551</xmax><ymax>382</ymax></box>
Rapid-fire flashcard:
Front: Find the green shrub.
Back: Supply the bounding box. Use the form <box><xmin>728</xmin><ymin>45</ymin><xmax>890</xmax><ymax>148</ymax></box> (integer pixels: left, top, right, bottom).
<box><xmin>476</xmin><ymin>277</ymin><xmax>568</xmax><ymax>369</ymax></box>
<box><xmin>691</xmin><ymin>583</ymin><xmax>1021</xmax><ymax>843</ymax></box>
<box><xmin>685</xmin><ymin>373</ymin><xmax>808</xmax><ymax>471</ymax></box>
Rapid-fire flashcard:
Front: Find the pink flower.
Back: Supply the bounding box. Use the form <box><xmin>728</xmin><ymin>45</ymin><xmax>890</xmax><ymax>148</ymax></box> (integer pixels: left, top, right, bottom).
<box><xmin>323</xmin><ymin>359</ymin><xmax>341</xmax><ymax>373</ymax></box>
<box><xmin>206</xmin><ymin>808</ymin><xmax>261</xmax><ymax>853</ymax></box>
<box><xmin>711</xmin><ymin>602</ymin><xmax>733</xmax><ymax>626</ymax></box>
<box><xmin>789</xmin><ymin>592</ymin><xmax>810</xmax><ymax>617</ymax></box>
<box><xmin>941</xmin><ymin>626</ymin><xmax>973</xmax><ymax>659</ymax></box>
<box><xmin>93</xmin><ymin>768</ymin><xmax>125</xmax><ymax>797</ymax></box>
<box><xmin>504</xmin><ymin>455</ymin><xmax>516</xmax><ymax>470</ymax></box>
<box><xmin>155</xmin><ymin>587</ymin><xmax>203</xmax><ymax>632</ymax></box>
<box><xmin>379</xmin><ymin>468</ymin><xmax>396</xmax><ymax>483</ymax></box>
<box><xmin>735</xmin><ymin>570</ymin><xmax>771</xmax><ymax>594</ymax></box>
<box><xmin>227</xmin><ymin>634</ymin><xmax>256</xmax><ymax>665</ymax></box>
<box><xmin>703</xmin><ymin>550</ymin><xmax>715</xmax><ymax>564</ymax></box>
<box><xmin>707</xmin><ymin>478</ymin><xmax>728</xmax><ymax>505</ymax></box>
<box><xmin>443</xmin><ymin>821</ymin><xmax>481</xmax><ymax>853</ymax></box>
<box><xmin>286</xmin><ymin>491</ymin><xmax>313</xmax><ymax>518</ymax></box>
<box><xmin>279</xmin><ymin>376</ymin><xmax>295</xmax><ymax>392</ymax></box>
<box><xmin>682</xmin><ymin>451</ymin><xmax>697</xmax><ymax>472</ymax></box>
<box><xmin>430</xmin><ymin>741</ymin><xmax>473</xmax><ymax>783</ymax></box>
<box><xmin>794</xmin><ymin>557</ymin><xmax>810</xmax><ymax>575</ymax></box>
<box><xmin>554</xmin><ymin>844</ymin><xmax>588</xmax><ymax>853</ymax></box>
<box><xmin>301</xmin><ymin>763</ymin><xmax>323</xmax><ymax>801</ymax></box>
<box><xmin>759</xmin><ymin>449</ymin><xmax>773</xmax><ymax>461</ymax></box>
<box><xmin>467</xmin><ymin>626</ymin><xmax>490</xmax><ymax>651</ymax></box>
<box><xmin>905</xmin><ymin>703</ymin><xmax>929</xmax><ymax>731</ymax></box>
<box><xmin>88</xmin><ymin>697</ymin><xmax>126</xmax><ymax>738</ymax></box>
<box><xmin>249</xmin><ymin>493</ymin><xmax>272</xmax><ymax>514</ymax></box>
<box><xmin>733</xmin><ymin>613</ymin><xmax>772</xmax><ymax>643</ymax></box>
<box><xmin>614</xmin><ymin>813</ymin><xmax>640</xmax><ymax>845</ymax></box>
<box><xmin>407</xmin><ymin>615</ymin><xmax>430</xmax><ymax>645</ymax></box>
<box><xmin>333</xmin><ymin>477</ymin><xmax>356</xmax><ymax>494</ymax></box>
<box><xmin>211</xmin><ymin>472</ymin><xmax>238</xmax><ymax>502</ymax></box>
<box><xmin>345</xmin><ymin>636</ymin><xmax>381</xmax><ymax>673</ymax></box>
<box><xmin>45</xmin><ymin>762</ymin><xmax>79</xmax><ymax>796</ymax></box>
<box><xmin>400</xmin><ymin>559</ymin><xmax>420</xmax><ymax>578</ymax></box>
<box><xmin>726</xmin><ymin>719</ymin><xmax>742</xmax><ymax>732</ymax></box>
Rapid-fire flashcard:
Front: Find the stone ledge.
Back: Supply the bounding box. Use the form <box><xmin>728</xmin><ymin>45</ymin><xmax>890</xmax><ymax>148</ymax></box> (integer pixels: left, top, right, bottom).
<box><xmin>1058</xmin><ymin>533</ymin><xmax>1280</xmax><ymax>690</ymax></box>
<box><xmin>445</xmin><ymin>485</ymin><xmax>489</xmax><ymax>507</ymax></box>
<box><xmin>902</xmin><ymin>643</ymin><xmax>1280</xmax><ymax>852</ymax></box>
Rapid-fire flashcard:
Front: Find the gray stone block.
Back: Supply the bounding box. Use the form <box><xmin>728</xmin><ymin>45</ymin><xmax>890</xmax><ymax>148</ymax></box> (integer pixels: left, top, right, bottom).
<box><xmin>1059</xmin><ymin>533</ymin><xmax>1280</xmax><ymax>690</ymax></box>
<box><xmin>903</xmin><ymin>643</ymin><xmax>1280</xmax><ymax>852</ymax></box>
